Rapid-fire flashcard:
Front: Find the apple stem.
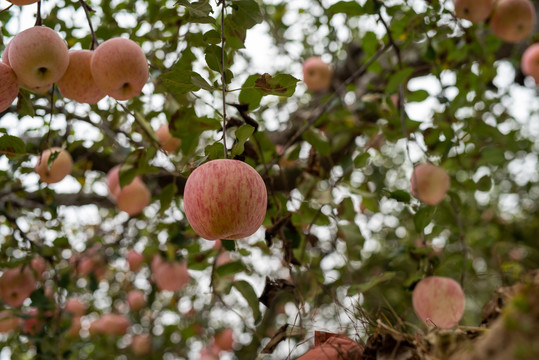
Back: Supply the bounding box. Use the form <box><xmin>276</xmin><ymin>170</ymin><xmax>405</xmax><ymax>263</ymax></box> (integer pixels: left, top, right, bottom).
<box><xmin>220</xmin><ymin>0</ymin><xmax>228</xmax><ymax>159</ymax></box>
<box><xmin>0</xmin><ymin>4</ymin><xmax>13</xmax><ymax>14</ymax></box>
<box><xmin>34</xmin><ymin>1</ymin><xmax>42</xmax><ymax>26</ymax></box>
<box><xmin>79</xmin><ymin>0</ymin><xmax>99</xmax><ymax>50</ymax></box>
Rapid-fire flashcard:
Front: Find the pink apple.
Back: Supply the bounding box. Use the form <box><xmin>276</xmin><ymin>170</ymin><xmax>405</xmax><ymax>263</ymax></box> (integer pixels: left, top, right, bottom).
<box><xmin>522</xmin><ymin>43</ymin><xmax>539</xmax><ymax>84</ymax></box>
<box><xmin>412</xmin><ymin>276</ymin><xmax>465</xmax><ymax>329</ymax></box>
<box><xmin>214</xmin><ymin>328</ymin><xmax>234</xmax><ymax>351</ymax></box>
<box><xmin>0</xmin><ymin>310</ymin><xmax>21</xmax><ymax>333</ymax></box>
<box><xmin>155</xmin><ymin>124</ymin><xmax>181</xmax><ymax>153</ymax></box>
<box><xmin>57</xmin><ymin>50</ymin><xmax>106</xmax><ymax>104</ymax></box>
<box><xmin>8</xmin><ymin>0</ymin><xmax>40</xmax><ymax>5</ymax></box>
<box><xmin>131</xmin><ymin>334</ymin><xmax>152</xmax><ymax>356</ymax></box>
<box><xmin>453</xmin><ymin>0</ymin><xmax>494</xmax><ymax>23</ymax></box>
<box><xmin>298</xmin><ymin>335</ymin><xmax>363</xmax><ymax>360</ymax></box>
<box><xmin>106</xmin><ymin>165</ymin><xmax>121</xmax><ymax>199</ymax></box>
<box><xmin>200</xmin><ymin>346</ymin><xmax>220</xmax><ymax>360</ymax></box>
<box><xmin>116</xmin><ymin>177</ymin><xmax>152</xmax><ymax>216</ymax></box>
<box><xmin>127</xmin><ymin>249</ymin><xmax>145</xmax><ymax>272</ymax></box>
<box><xmin>183</xmin><ymin>159</ymin><xmax>267</xmax><ymax>240</ymax></box>
<box><xmin>66</xmin><ymin>316</ymin><xmax>82</xmax><ymax>337</ymax></box>
<box><xmin>0</xmin><ymin>265</ymin><xmax>37</xmax><ymax>307</ymax></box>
<box><xmin>490</xmin><ymin>0</ymin><xmax>535</xmax><ymax>43</ymax></box>
<box><xmin>0</xmin><ymin>62</ymin><xmax>19</xmax><ymax>112</ymax></box>
<box><xmin>90</xmin><ymin>314</ymin><xmax>130</xmax><ymax>336</ymax></box>
<box><xmin>127</xmin><ymin>290</ymin><xmax>146</xmax><ymax>311</ymax></box>
<box><xmin>302</xmin><ymin>56</ymin><xmax>332</xmax><ymax>92</ymax></box>
<box><xmin>90</xmin><ymin>37</ymin><xmax>148</xmax><ymax>100</ymax></box>
<box><xmin>152</xmin><ymin>256</ymin><xmax>190</xmax><ymax>292</ymax></box>
<box><xmin>410</xmin><ymin>163</ymin><xmax>450</xmax><ymax>205</ymax></box>
<box><xmin>8</xmin><ymin>26</ymin><xmax>68</xmax><ymax>89</ymax></box>
<box><xmin>75</xmin><ymin>255</ymin><xmax>106</xmax><ymax>280</ymax></box>
<box><xmin>34</xmin><ymin>147</ymin><xmax>73</xmax><ymax>184</ymax></box>
<box><xmin>65</xmin><ymin>297</ymin><xmax>86</xmax><ymax>317</ymax></box>
<box><xmin>31</xmin><ymin>256</ymin><xmax>47</xmax><ymax>280</ymax></box>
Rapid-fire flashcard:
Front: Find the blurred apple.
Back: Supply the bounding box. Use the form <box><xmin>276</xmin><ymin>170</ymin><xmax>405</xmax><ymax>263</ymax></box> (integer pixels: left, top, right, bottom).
<box><xmin>156</xmin><ymin>124</ymin><xmax>181</xmax><ymax>153</ymax></box>
<box><xmin>214</xmin><ymin>328</ymin><xmax>234</xmax><ymax>351</ymax></box>
<box><xmin>522</xmin><ymin>43</ymin><xmax>539</xmax><ymax>84</ymax></box>
<box><xmin>107</xmin><ymin>165</ymin><xmax>122</xmax><ymax>199</ymax></box>
<box><xmin>66</xmin><ymin>316</ymin><xmax>82</xmax><ymax>337</ymax></box>
<box><xmin>0</xmin><ymin>310</ymin><xmax>21</xmax><ymax>333</ymax></box>
<box><xmin>127</xmin><ymin>249</ymin><xmax>145</xmax><ymax>272</ymax></box>
<box><xmin>0</xmin><ymin>265</ymin><xmax>37</xmax><ymax>307</ymax></box>
<box><xmin>65</xmin><ymin>297</ymin><xmax>86</xmax><ymax>317</ymax></box>
<box><xmin>57</xmin><ymin>50</ymin><xmax>106</xmax><ymax>104</ymax></box>
<box><xmin>116</xmin><ymin>177</ymin><xmax>152</xmax><ymax>216</ymax></box>
<box><xmin>8</xmin><ymin>0</ymin><xmax>39</xmax><ymax>5</ymax></box>
<box><xmin>90</xmin><ymin>314</ymin><xmax>130</xmax><ymax>336</ymax></box>
<box><xmin>302</xmin><ymin>56</ymin><xmax>332</xmax><ymax>92</ymax></box>
<box><xmin>0</xmin><ymin>62</ymin><xmax>19</xmax><ymax>113</ymax></box>
<box><xmin>453</xmin><ymin>0</ymin><xmax>494</xmax><ymax>23</ymax></box>
<box><xmin>298</xmin><ymin>335</ymin><xmax>363</xmax><ymax>360</ymax></box>
<box><xmin>34</xmin><ymin>147</ymin><xmax>73</xmax><ymax>184</ymax></box>
<box><xmin>490</xmin><ymin>0</ymin><xmax>535</xmax><ymax>43</ymax></box>
<box><xmin>127</xmin><ymin>290</ymin><xmax>146</xmax><ymax>311</ymax></box>
<box><xmin>131</xmin><ymin>334</ymin><xmax>152</xmax><ymax>356</ymax></box>
<box><xmin>31</xmin><ymin>256</ymin><xmax>47</xmax><ymax>280</ymax></box>
<box><xmin>183</xmin><ymin>159</ymin><xmax>267</xmax><ymax>240</ymax></box>
<box><xmin>200</xmin><ymin>345</ymin><xmax>220</xmax><ymax>360</ymax></box>
<box><xmin>410</xmin><ymin>163</ymin><xmax>450</xmax><ymax>205</ymax></box>
<box><xmin>91</xmin><ymin>37</ymin><xmax>148</xmax><ymax>100</ymax></box>
<box><xmin>152</xmin><ymin>255</ymin><xmax>190</xmax><ymax>292</ymax></box>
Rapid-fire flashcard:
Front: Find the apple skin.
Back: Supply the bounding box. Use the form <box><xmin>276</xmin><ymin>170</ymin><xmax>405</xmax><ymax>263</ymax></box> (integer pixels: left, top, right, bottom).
<box><xmin>106</xmin><ymin>165</ymin><xmax>121</xmax><ymax>199</ymax></box>
<box><xmin>522</xmin><ymin>43</ymin><xmax>539</xmax><ymax>84</ymax></box>
<box><xmin>8</xmin><ymin>0</ymin><xmax>40</xmax><ymax>5</ymax></box>
<box><xmin>34</xmin><ymin>147</ymin><xmax>73</xmax><ymax>184</ymax></box>
<box><xmin>127</xmin><ymin>249</ymin><xmax>145</xmax><ymax>272</ymax></box>
<box><xmin>155</xmin><ymin>124</ymin><xmax>181</xmax><ymax>153</ymax></box>
<box><xmin>410</xmin><ymin>163</ymin><xmax>450</xmax><ymax>205</ymax></box>
<box><xmin>0</xmin><ymin>266</ymin><xmax>37</xmax><ymax>307</ymax></box>
<box><xmin>302</xmin><ymin>56</ymin><xmax>332</xmax><ymax>92</ymax></box>
<box><xmin>127</xmin><ymin>289</ymin><xmax>146</xmax><ymax>311</ymax></box>
<box><xmin>412</xmin><ymin>276</ymin><xmax>465</xmax><ymax>329</ymax></box>
<box><xmin>183</xmin><ymin>159</ymin><xmax>267</xmax><ymax>240</ymax></box>
<box><xmin>0</xmin><ymin>62</ymin><xmax>19</xmax><ymax>112</ymax></box>
<box><xmin>8</xmin><ymin>26</ymin><xmax>69</xmax><ymax>89</ymax></box>
<box><xmin>132</xmin><ymin>334</ymin><xmax>152</xmax><ymax>356</ymax></box>
<box><xmin>453</xmin><ymin>0</ymin><xmax>494</xmax><ymax>23</ymax></box>
<box><xmin>116</xmin><ymin>177</ymin><xmax>152</xmax><ymax>216</ymax></box>
<box><xmin>57</xmin><ymin>50</ymin><xmax>106</xmax><ymax>104</ymax></box>
<box><xmin>90</xmin><ymin>37</ymin><xmax>148</xmax><ymax>100</ymax></box>
<box><xmin>214</xmin><ymin>328</ymin><xmax>234</xmax><ymax>351</ymax></box>
<box><xmin>490</xmin><ymin>0</ymin><xmax>535</xmax><ymax>43</ymax></box>
<box><xmin>65</xmin><ymin>298</ymin><xmax>86</xmax><ymax>317</ymax></box>
<box><xmin>90</xmin><ymin>314</ymin><xmax>130</xmax><ymax>336</ymax></box>
<box><xmin>153</xmin><ymin>257</ymin><xmax>190</xmax><ymax>292</ymax></box>
<box><xmin>0</xmin><ymin>310</ymin><xmax>21</xmax><ymax>333</ymax></box>
<box><xmin>297</xmin><ymin>335</ymin><xmax>363</xmax><ymax>360</ymax></box>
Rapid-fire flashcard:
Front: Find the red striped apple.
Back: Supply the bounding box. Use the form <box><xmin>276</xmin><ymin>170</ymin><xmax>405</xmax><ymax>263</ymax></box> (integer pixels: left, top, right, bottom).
<box><xmin>303</xmin><ymin>57</ymin><xmax>332</xmax><ymax>92</ymax></box>
<box><xmin>522</xmin><ymin>43</ymin><xmax>539</xmax><ymax>84</ymax></box>
<box><xmin>0</xmin><ymin>265</ymin><xmax>37</xmax><ymax>307</ymax></box>
<box><xmin>34</xmin><ymin>147</ymin><xmax>73</xmax><ymax>184</ymax></box>
<box><xmin>0</xmin><ymin>62</ymin><xmax>19</xmax><ymax>112</ymax></box>
<box><xmin>156</xmin><ymin>124</ymin><xmax>181</xmax><ymax>153</ymax></box>
<box><xmin>412</xmin><ymin>276</ymin><xmax>465</xmax><ymax>329</ymax></box>
<box><xmin>57</xmin><ymin>50</ymin><xmax>106</xmax><ymax>104</ymax></box>
<box><xmin>490</xmin><ymin>0</ymin><xmax>535</xmax><ymax>43</ymax></box>
<box><xmin>410</xmin><ymin>163</ymin><xmax>450</xmax><ymax>205</ymax></box>
<box><xmin>8</xmin><ymin>26</ymin><xmax>69</xmax><ymax>90</ymax></box>
<box><xmin>91</xmin><ymin>37</ymin><xmax>148</xmax><ymax>100</ymax></box>
<box><xmin>183</xmin><ymin>159</ymin><xmax>267</xmax><ymax>240</ymax></box>
<box><xmin>453</xmin><ymin>0</ymin><xmax>494</xmax><ymax>23</ymax></box>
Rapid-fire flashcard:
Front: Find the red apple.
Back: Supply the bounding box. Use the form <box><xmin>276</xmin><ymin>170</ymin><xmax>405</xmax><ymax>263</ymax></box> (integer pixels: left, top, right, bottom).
<box><xmin>65</xmin><ymin>297</ymin><xmax>86</xmax><ymax>317</ymax></box>
<box><xmin>34</xmin><ymin>147</ymin><xmax>73</xmax><ymax>184</ymax></box>
<box><xmin>8</xmin><ymin>0</ymin><xmax>40</xmax><ymax>5</ymax></box>
<box><xmin>57</xmin><ymin>50</ymin><xmax>106</xmax><ymax>104</ymax></box>
<box><xmin>298</xmin><ymin>335</ymin><xmax>363</xmax><ymax>360</ymax></box>
<box><xmin>302</xmin><ymin>56</ymin><xmax>332</xmax><ymax>92</ymax></box>
<box><xmin>156</xmin><ymin>124</ymin><xmax>181</xmax><ymax>153</ymax></box>
<box><xmin>127</xmin><ymin>290</ymin><xmax>146</xmax><ymax>311</ymax></box>
<box><xmin>90</xmin><ymin>314</ymin><xmax>130</xmax><ymax>336</ymax></box>
<box><xmin>453</xmin><ymin>0</ymin><xmax>494</xmax><ymax>23</ymax></box>
<box><xmin>214</xmin><ymin>328</ymin><xmax>234</xmax><ymax>351</ymax></box>
<box><xmin>0</xmin><ymin>62</ymin><xmax>19</xmax><ymax>113</ymax></box>
<box><xmin>183</xmin><ymin>159</ymin><xmax>267</xmax><ymax>240</ymax></box>
<box><xmin>116</xmin><ymin>177</ymin><xmax>152</xmax><ymax>216</ymax></box>
<box><xmin>131</xmin><ymin>334</ymin><xmax>152</xmax><ymax>356</ymax></box>
<box><xmin>127</xmin><ymin>249</ymin><xmax>145</xmax><ymax>272</ymax></box>
<box><xmin>522</xmin><ymin>43</ymin><xmax>539</xmax><ymax>84</ymax></box>
<box><xmin>152</xmin><ymin>256</ymin><xmax>190</xmax><ymax>292</ymax></box>
<box><xmin>410</xmin><ymin>163</ymin><xmax>450</xmax><ymax>205</ymax></box>
<box><xmin>31</xmin><ymin>256</ymin><xmax>47</xmax><ymax>280</ymax></box>
<box><xmin>412</xmin><ymin>276</ymin><xmax>465</xmax><ymax>329</ymax></box>
<box><xmin>106</xmin><ymin>165</ymin><xmax>121</xmax><ymax>199</ymax></box>
<box><xmin>200</xmin><ymin>345</ymin><xmax>220</xmax><ymax>360</ymax></box>
<box><xmin>66</xmin><ymin>316</ymin><xmax>81</xmax><ymax>337</ymax></box>
<box><xmin>0</xmin><ymin>266</ymin><xmax>37</xmax><ymax>307</ymax></box>
<box><xmin>8</xmin><ymin>26</ymin><xmax>68</xmax><ymax>90</ymax></box>
<box><xmin>90</xmin><ymin>37</ymin><xmax>148</xmax><ymax>100</ymax></box>
<box><xmin>0</xmin><ymin>310</ymin><xmax>21</xmax><ymax>333</ymax></box>
<box><xmin>490</xmin><ymin>0</ymin><xmax>535</xmax><ymax>43</ymax></box>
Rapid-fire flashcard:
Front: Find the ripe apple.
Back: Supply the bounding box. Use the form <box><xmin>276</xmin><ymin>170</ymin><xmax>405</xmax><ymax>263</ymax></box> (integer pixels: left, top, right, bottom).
<box><xmin>66</xmin><ymin>316</ymin><xmax>81</xmax><ymax>337</ymax></box>
<box><xmin>0</xmin><ymin>62</ymin><xmax>19</xmax><ymax>113</ymax></box>
<box><xmin>298</xmin><ymin>335</ymin><xmax>363</xmax><ymax>360</ymax></box>
<box><xmin>412</xmin><ymin>276</ymin><xmax>465</xmax><ymax>329</ymax></box>
<box><xmin>490</xmin><ymin>0</ymin><xmax>535</xmax><ymax>43</ymax></box>
<box><xmin>106</xmin><ymin>165</ymin><xmax>121</xmax><ymax>199</ymax></box>
<box><xmin>90</xmin><ymin>37</ymin><xmax>148</xmax><ymax>100</ymax></box>
<box><xmin>8</xmin><ymin>26</ymin><xmax>68</xmax><ymax>89</ymax></box>
<box><xmin>8</xmin><ymin>0</ymin><xmax>40</xmax><ymax>5</ymax></box>
<box><xmin>200</xmin><ymin>346</ymin><xmax>220</xmax><ymax>360</ymax></box>
<box><xmin>183</xmin><ymin>159</ymin><xmax>267</xmax><ymax>240</ymax></box>
<box><xmin>152</xmin><ymin>256</ymin><xmax>190</xmax><ymax>292</ymax></box>
<box><xmin>57</xmin><ymin>50</ymin><xmax>106</xmax><ymax>104</ymax></box>
<box><xmin>127</xmin><ymin>249</ymin><xmax>145</xmax><ymax>272</ymax></box>
<box><xmin>65</xmin><ymin>297</ymin><xmax>86</xmax><ymax>317</ymax></box>
<box><xmin>214</xmin><ymin>328</ymin><xmax>234</xmax><ymax>351</ymax></box>
<box><xmin>155</xmin><ymin>124</ymin><xmax>181</xmax><ymax>153</ymax></box>
<box><xmin>90</xmin><ymin>314</ymin><xmax>130</xmax><ymax>336</ymax></box>
<box><xmin>127</xmin><ymin>289</ymin><xmax>146</xmax><ymax>311</ymax></box>
<box><xmin>0</xmin><ymin>265</ymin><xmax>37</xmax><ymax>307</ymax></box>
<box><xmin>522</xmin><ymin>43</ymin><xmax>539</xmax><ymax>84</ymax></box>
<box><xmin>453</xmin><ymin>0</ymin><xmax>494</xmax><ymax>23</ymax></box>
<box><xmin>116</xmin><ymin>177</ymin><xmax>152</xmax><ymax>216</ymax></box>
<box><xmin>34</xmin><ymin>147</ymin><xmax>73</xmax><ymax>184</ymax></box>
<box><xmin>31</xmin><ymin>256</ymin><xmax>47</xmax><ymax>280</ymax></box>
<box><xmin>131</xmin><ymin>334</ymin><xmax>152</xmax><ymax>356</ymax></box>
<box><xmin>410</xmin><ymin>163</ymin><xmax>450</xmax><ymax>205</ymax></box>
<box><xmin>0</xmin><ymin>310</ymin><xmax>21</xmax><ymax>333</ymax></box>
<box><xmin>302</xmin><ymin>56</ymin><xmax>332</xmax><ymax>92</ymax></box>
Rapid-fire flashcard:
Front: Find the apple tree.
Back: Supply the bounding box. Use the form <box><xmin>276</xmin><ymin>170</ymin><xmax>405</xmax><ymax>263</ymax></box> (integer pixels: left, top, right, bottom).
<box><xmin>0</xmin><ymin>0</ymin><xmax>538</xmax><ymax>359</ymax></box>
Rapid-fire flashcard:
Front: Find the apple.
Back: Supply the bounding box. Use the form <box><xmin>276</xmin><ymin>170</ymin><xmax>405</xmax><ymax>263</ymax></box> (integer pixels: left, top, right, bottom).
<box><xmin>127</xmin><ymin>290</ymin><xmax>146</xmax><ymax>311</ymax></box>
<box><xmin>8</xmin><ymin>0</ymin><xmax>40</xmax><ymax>5</ymax></box>
<box><xmin>0</xmin><ymin>310</ymin><xmax>21</xmax><ymax>333</ymax></box>
<box><xmin>131</xmin><ymin>334</ymin><xmax>152</xmax><ymax>356</ymax></box>
<box><xmin>183</xmin><ymin>159</ymin><xmax>267</xmax><ymax>240</ymax></box>
<box><xmin>522</xmin><ymin>43</ymin><xmax>539</xmax><ymax>84</ymax></box>
<box><xmin>31</xmin><ymin>256</ymin><xmax>47</xmax><ymax>280</ymax></box>
<box><xmin>90</xmin><ymin>37</ymin><xmax>148</xmax><ymax>100</ymax></box>
<box><xmin>214</xmin><ymin>328</ymin><xmax>234</xmax><ymax>351</ymax></box>
<box><xmin>66</xmin><ymin>316</ymin><xmax>81</xmax><ymax>337</ymax></box>
<box><xmin>298</xmin><ymin>335</ymin><xmax>363</xmax><ymax>360</ymax></box>
<box><xmin>8</xmin><ymin>26</ymin><xmax>68</xmax><ymax>89</ymax></box>
<box><xmin>0</xmin><ymin>62</ymin><xmax>19</xmax><ymax>113</ymax></box>
<box><xmin>490</xmin><ymin>0</ymin><xmax>535</xmax><ymax>43</ymax></box>
<box><xmin>200</xmin><ymin>346</ymin><xmax>220</xmax><ymax>360</ymax></box>
<box><xmin>127</xmin><ymin>249</ymin><xmax>145</xmax><ymax>272</ymax></box>
<box><xmin>155</xmin><ymin>124</ymin><xmax>181</xmax><ymax>153</ymax></box>
<box><xmin>412</xmin><ymin>276</ymin><xmax>465</xmax><ymax>329</ymax></box>
<box><xmin>65</xmin><ymin>297</ymin><xmax>86</xmax><ymax>317</ymax></box>
<box><xmin>453</xmin><ymin>0</ymin><xmax>494</xmax><ymax>23</ymax></box>
<box><xmin>34</xmin><ymin>147</ymin><xmax>73</xmax><ymax>184</ymax></box>
<box><xmin>152</xmin><ymin>256</ymin><xmax>190</xmax><ymax>292</ymax></box>
<box><xmin>1</xmin><ymin>42</ymin><xmax>11</xmax><ymax>66</ymax></box>
<box><xmin>57</xmin><ymin>50</ymin><xmax>106</xmax><ymax>104</ymax></box>
<box><xmin>106</xmin><ymin>165</ymin><xmax>121</xmax><ymax>199</ymax></box>
<box><xmin>302</xmin><ymin>56</ymin><xmax>332</xmax><ymax>92</ymax></box>
<box><xmin>410</xmin><ymin>163</ymin><xmax>450</xmax><ymax>205</ymax></box>
<box><xmin>0</xmin><ymin>265</ymin><xmax>37</xmax><ymax>307</ymax></box>
<box><xmin>90</xmin><ymin>314</ymin><xmax>130</xmax><ymax>336</ymax></box>
<box><xmin>116</xmin><ymin>176</ymin><xmax>152</xmax><ymax>216</ymax></box>
<box><xmin>74</xmin><ymin>254</ymin><xmax>106</xmax><ymax>280</ymax></box>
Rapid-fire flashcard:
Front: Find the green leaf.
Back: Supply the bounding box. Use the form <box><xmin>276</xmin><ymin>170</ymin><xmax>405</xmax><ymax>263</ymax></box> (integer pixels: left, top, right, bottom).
<box><xmin>203</xmin><ymin>30</ymin><xmax>221</xmax><ymax>44</ymax></box>
<box><xmin>205</xmin><ymin>45</ymin><xmax>222</xmax><ymax>73</ymax></box>
<box><xmin>159</xmin><ymin>182</ymin><xmax>177</xmax><ymax>212</ymax></box>
<box><xmin>160</xmin><ymin>70</ymin><xmax>204</xmax><ymax>94</ymax></box>
<box><xmin>239</xmin><ymin>75</ymin><xmax>263</xmax><ymax>110</ymax></box>
<box><xmin>221</xmin><ymin>240</ymin><xmax>236</xmax><ymax>251</ymax></box>
<box><xmin>388</xmin><ymin>190</ymin><xmax>411</xmax><ymax>203</ymax></box>
<box><xmin>190</xmin><ymin>72</ymin><xmax>214</xmax><ymax>91</ymax></box>
<box><xmin>328</xmin><ymin>1</ymin><xmax>363</xmax><ymax>16</ymax></box>
<box><xmin>362</xmin><ymin>31</ymin><xmax>378</xmax><ymax>57</ymax></box>
<box><xmin>407</xmin><ymin>89</ymin><xmax>429</xmax><ymax>102</ymax></box>
<box><xmin>476</xmin><ymin>175</ymin><xmax>492</xmax><ymax>192</ymax></box>
<box><xmin>414</xmin><ymin>206</ymin><xmax>431</xmax><ymax>233</ymax></box>
<box><xmin>302</xmin><ymin>128</ymin><xmax>331</xmax><ymax>156</ymax></box>
<box><xmin>231</xmin><ymin>124</ymin><xmax>255</xmax><ymax>157</ymax></box>
<box><xmin>233</xmin><ymin>280</ymin><xmax>260</xmax><ymax>321</ymax></box>
<box><xmin>176</xmin><ymin>0</ymin><xmax>214</xmax><ymax>22</ymax></box>
<box><xmin>254</xmin><ymin>73</ymin><xmax>298</xmax><ymax>97</ymax></box>
<box><xmin>118</xmin><ymin>164</ymin><xmax>138</xmax><ymax>188</ymax></box>
<box><xmin>0</xmin><ymin>135</ymin><xmax>26</xmax><ymax>158</ymax></box>
<box><xmin>204</xmin><ymin>142</ymin><xmax>225</xmax><ymax>160</ymax></box>
<box><xmin>216</xmin><ymin>261</ymin><xmax>246</xmax><ymax>278</ymax></box>
<box><xmin>386</xmin><ymin>68</ymin><xmax>414</xmax><ymax>94</ymax></box>
<box><xmin>231</xmin><ymin>0</ymin><xmax>263</xmax><ymax>29</ymax></box>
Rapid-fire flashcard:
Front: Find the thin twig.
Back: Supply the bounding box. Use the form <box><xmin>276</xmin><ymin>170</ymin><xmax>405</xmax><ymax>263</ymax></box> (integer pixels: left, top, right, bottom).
<box><xmin>220</xmin><ymin>0</ymin><xmax>228</xmax><ymax>159</ymax></box>
<box><xmin>450</xmin><ymin>198</ymin><xmax>467</xmax><ymax>287</ymax></box>
<box><xmin>78</xmin><ymin>0</ymin><xmax>99</xmax><ymax>50</ymax></box>
<box><xmin>0</xmin><ymin>4</ymin><xmax>13</xmax><ymax>14</ymax></box>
